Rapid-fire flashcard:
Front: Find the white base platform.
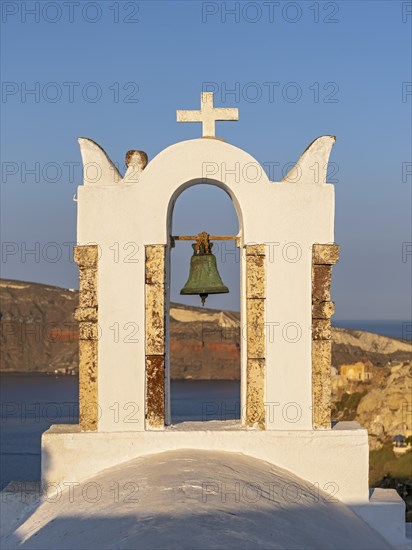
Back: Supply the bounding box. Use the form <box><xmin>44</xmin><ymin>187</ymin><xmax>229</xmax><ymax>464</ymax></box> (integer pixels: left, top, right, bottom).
<box><xmin>42</xmin><ymin>420</ymin><xmax>370</xmax><ymax>503</ymax></box>
<box><xmin>352</xmin><ymin>488</ymin><xmax>407</xmax><ymax>548</ymax></box>
<box><xmin>4</xmin><ymin>428</ymin><xmax>409</xmax><ymax>549</ymax></box>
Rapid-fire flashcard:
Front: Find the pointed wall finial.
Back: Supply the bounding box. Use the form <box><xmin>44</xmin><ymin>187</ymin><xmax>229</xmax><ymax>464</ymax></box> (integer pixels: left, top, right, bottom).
<box><xmin>282</xmin><ymin>136</ymin><xmax>336</xmax><ymax>184</ymax></box>
<box><xmin>78</xmin><ymin>138</ymin><xmax>122</xmax><ymax>185</ymax></box>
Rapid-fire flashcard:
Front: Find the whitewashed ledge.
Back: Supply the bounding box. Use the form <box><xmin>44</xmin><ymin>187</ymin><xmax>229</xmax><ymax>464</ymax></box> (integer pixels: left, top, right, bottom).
<box><xmin>40</xmin><ymin>421</ymin><xmax>370</xmax><ymax>504</ymax></box>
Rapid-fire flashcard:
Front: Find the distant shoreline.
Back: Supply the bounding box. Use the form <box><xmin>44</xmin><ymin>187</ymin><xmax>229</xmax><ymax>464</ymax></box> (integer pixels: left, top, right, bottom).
<box><xmin>0</xmin><ymin>372</ymin><xmax>240</xmax><ymax>381</ymax></box>
<box><xmin>1</xmin><ymin>279</ymin><xmax>410</xmax><ymax>377</ymax></box>
<box><xmin>333</xmin><ymin>320</ymin><xmax>411</xmax><ymax>340</ymax></box>
<box><xmin>0</xmin><ymin>371</ymin><xmax>77</xmax><ymax>377</ymax></box>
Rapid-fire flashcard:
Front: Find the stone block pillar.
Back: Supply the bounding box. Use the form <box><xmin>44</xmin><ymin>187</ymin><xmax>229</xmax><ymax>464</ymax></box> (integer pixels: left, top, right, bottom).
<box><xmin>74</xmin><ymin>245</ymin><xmax>99</xmax><ymax>432</ymax></box>
<box><xmin>312</xmin><ymin>243</ymin><xmax>339</xmax><ymax>429</ymax></box>
<box><xmin>245</xmin><ymin>244</ymin><xmax>266</xmax><ymax>429</ymax></box>
<box><xmin>145</xmin><ymin>245</ymin><xmax>166</xmax><ymax>429</ymax></box>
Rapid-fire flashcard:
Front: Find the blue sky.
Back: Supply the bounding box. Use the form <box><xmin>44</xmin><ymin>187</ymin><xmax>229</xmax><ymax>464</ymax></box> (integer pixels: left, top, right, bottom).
<box><xmin>1</xmin><ymin>0</ymin><xmax>411</xmax><ymax>319</ymax></box>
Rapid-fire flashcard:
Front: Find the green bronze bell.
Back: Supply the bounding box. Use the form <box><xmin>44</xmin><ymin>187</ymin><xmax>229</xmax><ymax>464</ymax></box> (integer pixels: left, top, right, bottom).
<box><xmin>180</xmin><ymin>232</ymin><xmax>229</xmax><ymax>306</ymax></box>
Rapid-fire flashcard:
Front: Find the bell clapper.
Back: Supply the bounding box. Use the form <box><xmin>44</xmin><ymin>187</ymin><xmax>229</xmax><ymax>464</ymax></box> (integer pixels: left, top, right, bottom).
<box><xmin>200</xmin><ymin>293</ymin><xmax>208</xmax><ymax>306</ymax></box>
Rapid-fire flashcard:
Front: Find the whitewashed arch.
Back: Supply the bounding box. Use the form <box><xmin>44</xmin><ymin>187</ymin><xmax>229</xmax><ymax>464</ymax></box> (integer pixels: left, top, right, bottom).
<box><xmin>77</xmin><ymin>136</ymin><xmax>336</xmax><ymax>432</ymax></box>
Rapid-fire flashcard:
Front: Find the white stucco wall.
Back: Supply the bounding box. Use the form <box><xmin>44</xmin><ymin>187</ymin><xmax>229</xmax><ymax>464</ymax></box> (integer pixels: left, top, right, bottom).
<box><xmin>77</xmin><ymin>137</ymin><xmax>335</xmax><ymax>431</ymax></box>
<box><xmin>42</xmin><ymin>423</ymin><xmax>367</xmax><ymax>505</ymax></box>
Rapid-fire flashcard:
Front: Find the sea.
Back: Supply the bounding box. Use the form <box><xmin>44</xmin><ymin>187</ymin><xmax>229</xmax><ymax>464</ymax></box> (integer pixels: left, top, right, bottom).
<box><xmin>0</xmin><ymin>376</ymin><xmax>240</xmax><ymax>490</ymax></box>
<box><xmin>1</xmin><ymin>320</ymin><xmax>410</xmax><ymax>490</ymax></box>
<box><xmin>333</xmin><ymin>319</ymin><xmax>411</xmax><ymax>340</ymax></box>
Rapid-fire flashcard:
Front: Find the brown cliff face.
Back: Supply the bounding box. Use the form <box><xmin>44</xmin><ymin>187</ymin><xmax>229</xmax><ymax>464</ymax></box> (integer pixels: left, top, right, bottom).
<box><xmin>169</xmin><ymin>302</ymin><xmax>240</xmax><ymax>379</ymax></box>
<box><xmin>0</xmin><ymin>279</ymin><xmax>242</xmax><ymax>378</ymax></box>
<box><xmin>0</xmin><ymin>279</ymin><xmax>78</xmax><ymax>373</ymax></box>
<box><xmin>1</xmin><ymin>279</ymin><xmax>410</xmax><ymax>379</ymax></box>
<box><xmin>331</xmin><ymin>326</ymin><xmax>411</xmax><ymax>367</ymax></box>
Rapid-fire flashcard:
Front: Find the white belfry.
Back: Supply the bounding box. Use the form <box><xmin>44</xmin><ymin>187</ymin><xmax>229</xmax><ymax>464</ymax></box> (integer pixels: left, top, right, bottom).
<box><xmin>177</xmin><ymin>92</ymin><xmax>239</xmax><ymax>137</ymax></box>
<box><xmin>29</xmin><ymin>93</ymin><xmax>407</xmax><ymax>550</ymax></box>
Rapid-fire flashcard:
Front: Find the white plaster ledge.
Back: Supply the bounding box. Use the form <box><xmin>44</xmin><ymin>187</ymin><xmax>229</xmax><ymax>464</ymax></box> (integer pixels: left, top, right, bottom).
<box><xmin>42</xmin><ymin>422</ymin><xmax>369</xmax><ymax>504</ymax></box>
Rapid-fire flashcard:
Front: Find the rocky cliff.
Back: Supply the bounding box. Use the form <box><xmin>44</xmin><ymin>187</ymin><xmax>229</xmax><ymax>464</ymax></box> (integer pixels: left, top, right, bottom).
<box><xmin>351</xmin><ymin>362</ymin><xmax>411</xmax><ymax>450</ymax></box>
<box><xmin>1</xmin><ymin>279</ymin><xmax>411</xmax><ymax>380</ymax></box>
<box><xmin>0</xmin><ymin>279</ymin><xmax>78</xmax><ymax>374</ymax></box>
<box><xmin>332</xmin><ymin>327</ymin><xmax>411</xmax><ymax>367</ymax></box>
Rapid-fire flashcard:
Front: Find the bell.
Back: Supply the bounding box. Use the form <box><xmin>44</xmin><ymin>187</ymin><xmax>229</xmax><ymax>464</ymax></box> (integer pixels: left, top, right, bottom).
<box><xmin>180</xmin><ymin>232</ymin><xmax>229</xmax><ymax>306</ymax></box>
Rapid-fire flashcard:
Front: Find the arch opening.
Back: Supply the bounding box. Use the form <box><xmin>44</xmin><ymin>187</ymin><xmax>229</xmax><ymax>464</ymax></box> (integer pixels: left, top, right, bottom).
<box><xmin>166</xmin><ymin>182</ymin><xmax>242</xmax><ymax>425</ymax></box>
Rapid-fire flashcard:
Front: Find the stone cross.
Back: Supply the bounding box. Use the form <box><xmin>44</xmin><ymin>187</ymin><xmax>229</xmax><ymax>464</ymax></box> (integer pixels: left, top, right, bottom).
<box><xmin>177</xmin><ymin>92</ymin><xmax>239</xmax><ymax>138</ymax></box>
